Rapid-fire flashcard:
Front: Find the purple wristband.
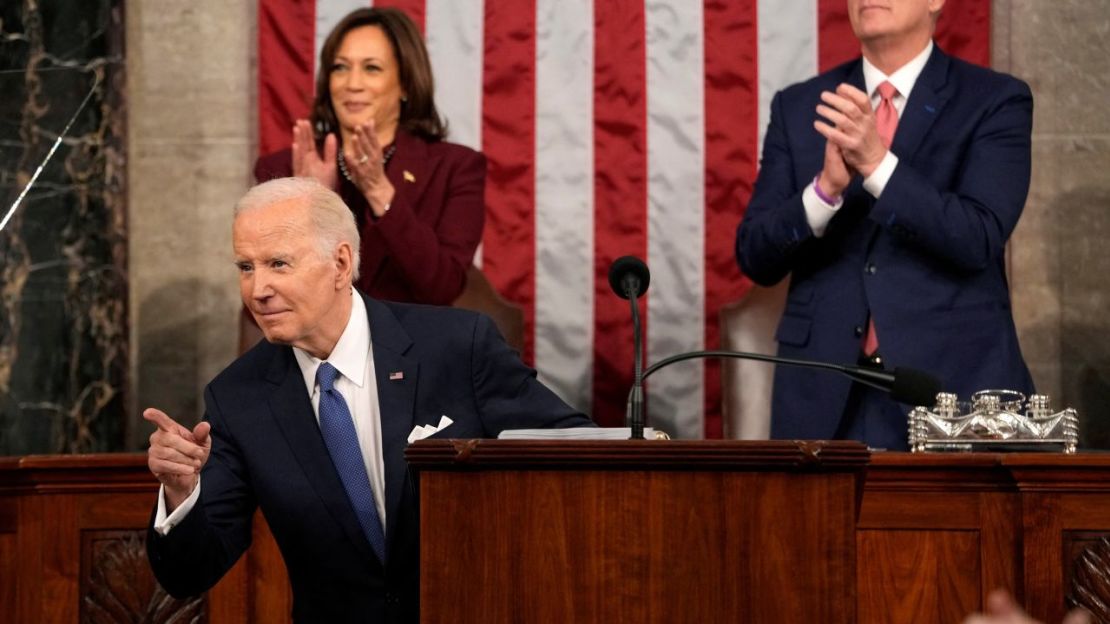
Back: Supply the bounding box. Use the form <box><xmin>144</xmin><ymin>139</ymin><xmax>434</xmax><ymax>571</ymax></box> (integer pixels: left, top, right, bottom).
<box><xmin>812</xmin><ymin>175</ymin><xmax>841</xmax><ymax>205</ymax></box>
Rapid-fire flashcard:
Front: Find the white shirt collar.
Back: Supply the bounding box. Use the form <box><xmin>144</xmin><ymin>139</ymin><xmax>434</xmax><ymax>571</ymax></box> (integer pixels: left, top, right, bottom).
<box><xmin>293</xmin><ymin>289</ymin><xmax>371</xmax><ymax>393</ymax></box>
<box><xmin>862</xmin><ymin>40</ymin><xmax>933</xmax><ymax>102</ymax></box>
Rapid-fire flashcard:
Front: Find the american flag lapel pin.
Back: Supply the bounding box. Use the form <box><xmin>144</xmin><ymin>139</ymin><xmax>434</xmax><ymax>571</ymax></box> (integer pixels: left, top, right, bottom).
<box><xmin>389</xmin><ymin>371</ymin><xmax>404</xmax><ymax>381</ymax></box>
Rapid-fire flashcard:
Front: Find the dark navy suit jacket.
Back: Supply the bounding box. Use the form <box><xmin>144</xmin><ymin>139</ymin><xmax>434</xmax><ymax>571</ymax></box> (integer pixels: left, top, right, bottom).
<box><xmin>147</xmin><ymin>293</ymin><xmax>591</xmax><ymax>623</ymax></box>
<box><xmin>736</xmin><ymin>46</ymin><xmax>1034</xmax><ymax>447</ymax></box>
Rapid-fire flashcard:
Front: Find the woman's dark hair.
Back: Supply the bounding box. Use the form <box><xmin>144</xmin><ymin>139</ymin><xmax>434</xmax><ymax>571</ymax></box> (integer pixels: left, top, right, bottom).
<box><xmin>311</xmin><ymin>7</ymin><xmax>447</xmax><ymax>143</ymax></box>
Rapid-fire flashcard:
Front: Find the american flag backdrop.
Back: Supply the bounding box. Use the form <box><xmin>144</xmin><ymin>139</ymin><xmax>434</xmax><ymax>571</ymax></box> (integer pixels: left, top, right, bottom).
<box><xmin>257</xmin><ymin>0</ymin><xmax>991</xmax><ymax>439</ymax></box>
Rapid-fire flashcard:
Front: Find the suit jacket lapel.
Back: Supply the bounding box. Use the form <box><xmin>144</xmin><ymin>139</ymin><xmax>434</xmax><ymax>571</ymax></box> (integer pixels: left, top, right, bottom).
<box><xmin>892</xmin><ymin>46</ymin><xmax>952</xmax><ymax>161</ymax></box>
<box><xmin>363</xmin><ymin>294</ymin><xmax>419</xmax><ymax>548</ymax></box>
<box><xmin>264</xmin><ymin>346</ymin><xmax>379</xmax><ymax>566</ymax></box>
<box><xmin>846</xmin><ymin>59</ymin><xmax>866</xmax><ymax>92</ymax></box>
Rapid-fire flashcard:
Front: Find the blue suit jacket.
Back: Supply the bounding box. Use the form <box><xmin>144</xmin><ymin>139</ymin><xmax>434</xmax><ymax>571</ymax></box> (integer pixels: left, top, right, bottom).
<box><xmin>736</xmin><ymin>46</ymin><xmax>1034</xmax><ymax>447</ymax></box>
<box><xmin>147</xmin><ymin>293</ymin><xmax>592</xmax><ymax>623</ymax></box>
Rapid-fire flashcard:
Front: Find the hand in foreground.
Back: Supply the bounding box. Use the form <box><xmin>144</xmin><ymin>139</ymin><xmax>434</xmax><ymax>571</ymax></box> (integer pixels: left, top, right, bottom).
<box><xmin>291</xmin><ymin>119</ymin><xmax>339</xmax><ymax>189</ymax></box>
<box><xmin>963</xmin><ymin>590</ymin><xmax>1090</xmax><ymax>624</ymax></box>
<box><xmin>814</xmin><ymin>83</ymin><xmax>887</xmax><ymax>178</ymax></box>
<box><xmin>144</xmin><ymin>408</ymin><xmax>212</xmax><ymax>512</ymax></box>
<box><xmin>342</xmin><ymin>120</ymin><xmax>396</xmax><ymax>218</ymax></box>
<box><xmin>817</xmin><ymin>139</ymin><xmax>853</xmax><ymax>200</ymax></box>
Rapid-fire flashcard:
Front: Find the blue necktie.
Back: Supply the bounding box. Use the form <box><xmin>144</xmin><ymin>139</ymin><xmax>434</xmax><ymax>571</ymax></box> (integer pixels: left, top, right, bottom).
<box><xmin>316</xmin><ymin>362</ymin><xmax>386</xmax><ymax>562</ymax></box>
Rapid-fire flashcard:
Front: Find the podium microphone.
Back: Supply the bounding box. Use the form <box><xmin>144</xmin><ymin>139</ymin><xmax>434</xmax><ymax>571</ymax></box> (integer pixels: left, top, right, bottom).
<box><xmin>608</xmin><ymin>256</ymin><xmax>650</xmax><ymax>440</ymax></box>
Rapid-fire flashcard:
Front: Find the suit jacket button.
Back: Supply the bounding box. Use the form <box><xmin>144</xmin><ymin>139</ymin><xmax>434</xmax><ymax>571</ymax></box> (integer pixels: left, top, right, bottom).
<box><xmin>865</xmin><ymin>263</ymin><xmax>877</xmax><ymax>275</ymax></box>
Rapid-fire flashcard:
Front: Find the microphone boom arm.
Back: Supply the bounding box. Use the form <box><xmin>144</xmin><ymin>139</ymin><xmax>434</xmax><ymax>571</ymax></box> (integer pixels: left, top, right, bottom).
<box><xmin>629</xmin><ymin>350</ymin><xmax>940</xmax><ymax>427</ymax></box>
<box><xmin>643</xmin><ymin>350</ymin><xmax>888</xmax><ymax>390</ymax></box>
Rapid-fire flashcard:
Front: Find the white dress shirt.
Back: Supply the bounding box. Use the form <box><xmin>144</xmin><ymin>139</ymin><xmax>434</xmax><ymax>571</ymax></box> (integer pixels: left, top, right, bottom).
<box><xmin>155</xmin><ymin>289</ymin><xmax>386</xmax><ymax>534</ymax></box>
<box><xmin>804</xmin><ymin>40</ymin><xmax>934</xmax><ymax>237</ymax></box>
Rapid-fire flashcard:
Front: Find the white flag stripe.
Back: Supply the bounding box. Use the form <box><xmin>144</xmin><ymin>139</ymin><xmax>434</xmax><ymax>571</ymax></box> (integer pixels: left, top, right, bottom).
<box><xmin>315</xmin><ymin>0</ymin><xmax>372</xmax><ymax>74</ymax></box>
<box><xmin>425</xmin><ymin>0</ymin><xmax>485</xmax><ymax>152</ymax></box>
<box><xmin>533</xmin><ymin>0</ymin><xmax>596</xmax><ymax>412</ymax></box>
<box><xmin>757</xmin><ymin>0</ymin><xmax>818</xmax><ymax>155</ymax></box>
<box><xmin>645</xmin><ymin>0</ymin><xmax>706</xmax><ymax>438</ymax></box>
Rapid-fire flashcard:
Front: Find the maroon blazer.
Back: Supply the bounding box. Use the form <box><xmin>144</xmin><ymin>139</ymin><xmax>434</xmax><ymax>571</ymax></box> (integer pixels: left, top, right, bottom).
<box><xmin>254</xmin><ymin>130</ymin><xmax>486</xmax><ymax>305</ymax></box>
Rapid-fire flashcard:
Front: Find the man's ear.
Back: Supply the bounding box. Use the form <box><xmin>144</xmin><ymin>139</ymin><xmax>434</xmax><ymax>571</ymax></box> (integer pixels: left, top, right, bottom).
<box><xmin>334</xmin><ymin>242</ymin><xmax>354</xmax><ymax>289</ymax></box>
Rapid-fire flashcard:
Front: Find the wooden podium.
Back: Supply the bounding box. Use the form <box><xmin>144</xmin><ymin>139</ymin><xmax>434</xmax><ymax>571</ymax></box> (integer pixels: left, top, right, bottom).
<box><xmin>6</xmin><ymin>448</ymin><xmax>1110</xmax><ymax>622</ymax></box>
<box><xmin>405</xmin><ymin>439</ymin><xmax>870</xmax><ymax>623</ymax></box>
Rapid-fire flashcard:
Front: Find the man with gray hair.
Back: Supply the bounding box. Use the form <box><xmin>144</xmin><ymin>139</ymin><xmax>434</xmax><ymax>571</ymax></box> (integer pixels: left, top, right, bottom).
<box><xmin>143</xmin><ymin>177</ymin><xmax>591</xmax><ymax>623</ymax></box>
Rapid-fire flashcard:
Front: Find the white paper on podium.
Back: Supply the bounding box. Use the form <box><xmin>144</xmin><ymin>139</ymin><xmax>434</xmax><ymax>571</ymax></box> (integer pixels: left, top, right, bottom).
<box><xmin>497</xmin><ymin>427</ymin><xmax>659</xmax><ymax>440</ymax></box>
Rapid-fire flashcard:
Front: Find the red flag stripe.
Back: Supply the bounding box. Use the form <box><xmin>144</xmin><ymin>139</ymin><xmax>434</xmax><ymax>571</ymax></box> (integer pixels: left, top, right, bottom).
<box><xmin>817</xmin><ymin>0</ymin><xmax>857</xmax><ymax>72</ymax></box>
<box><xmin>936</xmin><ymin>3</ymin><xmax>991</xmax><ymax>66</ymax></box>
<box><xmin>481</xmin><ymin>0</ymin><xmax>538</xmax><ymax>363</ymax></box>
<box><xmin>258</xmin><ymin>0</ymin><xmax>316</xmax><ymax>156</ymax></box>
<box><xmin>703</xmin><ymin>0</ymin><xmax>758</xmax><ymax>439</ymax></box>
<box><xmin>592</xmin><ymin>0</ymin><xmax>649</xmax><ymax>426</ymax></box>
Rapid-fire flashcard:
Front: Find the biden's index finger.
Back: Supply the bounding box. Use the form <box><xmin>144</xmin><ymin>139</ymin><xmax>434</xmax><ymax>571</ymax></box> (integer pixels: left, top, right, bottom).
<box><xmin>143</xmin><ymin>408</ymin><xmax>183</xmax><ymax>434</ymax></box>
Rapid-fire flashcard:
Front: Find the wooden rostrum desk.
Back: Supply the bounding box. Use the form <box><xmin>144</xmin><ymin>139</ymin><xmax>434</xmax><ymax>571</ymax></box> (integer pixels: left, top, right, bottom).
<box><xmin>3</xmin><ymin>444</ymin><xmax>1109</xmax><ymax>622</ymax></box>
<box><xmin>407</xmin><ymin>440</ymin><xmax>1110</xmax><ymax>624</ymax></box>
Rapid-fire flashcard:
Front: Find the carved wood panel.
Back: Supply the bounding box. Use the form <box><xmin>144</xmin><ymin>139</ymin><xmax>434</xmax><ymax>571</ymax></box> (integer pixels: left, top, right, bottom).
<box><xmin>79</xmin><ymin>529</ymin><xmax>203</xmax><ymax>624</ymax></box>
<box><xmin>1065</xmin><ymin>532</ymin><xmax>1110</xmax><ymax>622</ymax></box>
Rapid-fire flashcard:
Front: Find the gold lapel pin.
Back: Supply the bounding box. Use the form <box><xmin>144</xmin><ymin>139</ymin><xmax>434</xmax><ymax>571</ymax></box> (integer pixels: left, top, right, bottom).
<box><xmin>403</xmin><ymin>170</ymin><xmax>415</xmax><ymax>183</ymax></box>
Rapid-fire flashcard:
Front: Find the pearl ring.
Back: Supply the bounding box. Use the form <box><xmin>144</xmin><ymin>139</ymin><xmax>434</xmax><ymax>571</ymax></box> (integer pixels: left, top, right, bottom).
<box><xmin>357</xmin><ymin>155</ymin><xmax>369</xmax><ymax>164</ymax></box>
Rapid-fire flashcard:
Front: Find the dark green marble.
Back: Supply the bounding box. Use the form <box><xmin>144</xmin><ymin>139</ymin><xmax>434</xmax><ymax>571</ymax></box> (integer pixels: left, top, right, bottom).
<box><xmin>0</xmin><ymin>0</ymin><xmax>127</xmax><ymax>454</ymax></box>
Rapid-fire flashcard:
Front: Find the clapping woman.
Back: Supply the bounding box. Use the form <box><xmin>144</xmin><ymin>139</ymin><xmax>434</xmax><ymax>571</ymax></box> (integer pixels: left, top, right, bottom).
<box><xmin>255</xmin><ymin>7</ymin><xmax>484</xmax><ymax>305</ymax></box>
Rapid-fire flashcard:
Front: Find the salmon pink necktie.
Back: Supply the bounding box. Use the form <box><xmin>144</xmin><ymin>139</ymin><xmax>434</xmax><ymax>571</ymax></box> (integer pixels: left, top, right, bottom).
<box><xmin>864</xmin><ymin>81</ymin><xmax>898</xmax><ymax>357</ymax></box>
<box><xmin>875</xmin><ymin>81</ymin><xmax>899</xmax><ymax>149</ymax></box>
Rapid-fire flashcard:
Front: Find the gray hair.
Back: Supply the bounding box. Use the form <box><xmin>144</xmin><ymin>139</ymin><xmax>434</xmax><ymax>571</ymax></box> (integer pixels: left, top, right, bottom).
<box><xmin>234</xmin><ymin>177</ymin><xmax>361</xmax><ymax>280</ymax></box>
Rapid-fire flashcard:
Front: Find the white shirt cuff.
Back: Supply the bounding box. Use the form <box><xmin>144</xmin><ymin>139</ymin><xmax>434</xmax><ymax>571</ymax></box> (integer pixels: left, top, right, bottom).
<box><xmin>153</xmin><ymin>479</ymin><xmax>201</xmax><ymax>536</ymax></box>
<box><xmin>803</xmin><ymin>181</ymin><xmax>843</xmax><ymax>238</ymax></box>
<box><xmin>863</xmin><ymin>151</ymin><xmax>899</xmax><ymax>198</ymax></box>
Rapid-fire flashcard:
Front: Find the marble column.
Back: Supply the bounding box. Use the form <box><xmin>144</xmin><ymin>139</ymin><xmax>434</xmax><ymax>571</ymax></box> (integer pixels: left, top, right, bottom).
<box><xmin>0</xmin><ymin>0</ymin><xmax>127</xmax><ymax>454</ymax></box>
<box><xmin>1003</xmin><ymin>0</ymin><xmax>1110</xmax><ymax>447</ymax></box>
<box><xmin>125</xmin><ymin>0</ymin><xmax>253</xmax><ymax>450</ymax></box>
